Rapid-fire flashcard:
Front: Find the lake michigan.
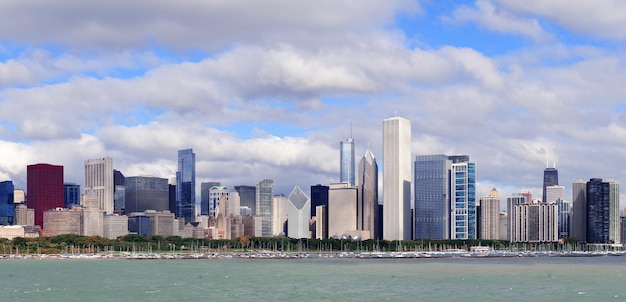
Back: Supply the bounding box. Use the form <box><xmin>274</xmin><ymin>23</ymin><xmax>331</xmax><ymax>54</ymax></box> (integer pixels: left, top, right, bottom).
<box><xmin>1</xmin><ymin>256</ymin><xmax>624</xmax><ymax>301</ymax></box>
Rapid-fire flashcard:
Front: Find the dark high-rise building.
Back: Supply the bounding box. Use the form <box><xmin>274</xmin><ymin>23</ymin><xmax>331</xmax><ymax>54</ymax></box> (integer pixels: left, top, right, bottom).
<box><xmin>310</xmin><ymin>185</ymin><xmax>329</xmax><ymax>218</ymax></box>
<box><xmin>201</xmin><ymin>181</ymin><xmax>220</xmax><ymax>216</ymax></box>
<box><xmin>234</xmin><ymin>185</ymin><xmax>256</xmax><ymax>215</ymax></box>
<box><xmin>168</xmin><ymin>184</ymin><xmax>176</xmax><ymax>214</ymax></box>
<box><xmin>542</xmin><ymin>166</ymin><xmax>559</xmax><ymax>203</ymax></box>
<box><xmin>27</xmin><ymin>163</ymin><xmax>64</xmax><ymax>228</ymax></box>
<box><xmin>125</xmin><ymin>176</ymin><xmax>169</xmax><ymax>213</ymax></box>
<box><xmin>586</xmin><ymin>178</ymin><xmax>620</xmax><ymax>244</ymax></box>
<box><xmin>114</xmin><ymin>170</ymin><xmax>126</xmax><ymax>212</ymax></box>
<box><xmin>176</xmin><ymin>149</ymin><xmax>196</xmax><ymax>223</ymax></box>
<box><xmin>310</xmin><ymin>184</ymin><xmax>329</xmax><ymax>239</ymax></box>
<box><xmin>358</xmin><ymin>148</ymin><xmax>379</xmax><ymax>239</ymax></box>
<box><xmin>64</xmin><ymin>183</ymin><xmax>81</xmax><ymax>209</ymax></box>
<box><xmin>0</xmin><ymin>181</ymin><xmax>15</xmax><ymax>225</ymax></box>
<box><xmin>128</xmin><ymin>215</ymin><xmax>150</xmax><ymax>237</ymax></box>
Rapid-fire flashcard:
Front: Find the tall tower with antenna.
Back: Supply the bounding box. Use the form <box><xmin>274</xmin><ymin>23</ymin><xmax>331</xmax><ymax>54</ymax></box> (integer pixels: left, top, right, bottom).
<box><xmin>340</xmin><ymin>124</ymin><xmax>355</xmax><ymax>186</ymax></box>
<box><xmin>542</xmin><ymin>162</ymin><xmax>559</xmax><ymax>203</ymax></box>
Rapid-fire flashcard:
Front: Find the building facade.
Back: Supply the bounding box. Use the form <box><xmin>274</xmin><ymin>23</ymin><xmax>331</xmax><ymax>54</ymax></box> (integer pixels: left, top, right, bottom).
<box><xmin>85</xmin><ymin>157</ymin><xmax>114</xmax><ymax>214</ymax></box>
<box><xmin>328</xmin><ymin>183</ymin><xmax>358</xmax><ymax>238</ymax></box>
<box><xmin>542</xmin><ymin>166</ymin><xmax>559</xmax><ymax>203</ymax></box>
<box><xmin>571</xmin><ymin>180</ymin><xmax>587</xmax><ymax>242</ymax></box>
<box><xmin>340</xmin><ymin>137</ymin><xmax>355</xmax><ymax>186</ymax></box>
<box><xmin>176</xmin><ymin>149</ymin><xmax>196</xmax><ymax>222</ymax></box>
<box><xmin>450</xmin><ymin>161</ymin><xmax>476</xmax><ymax>239</ymax></box>
<box><xmin>358</xmin><ymin>148</ymin><xmax>379</xmax><ymax>239</ymax></box>
<box><xmin>414</xmin><ymin>155</ymin><xmax>451</xmax><ymax>240</ymax></box>
<box><xmin>256</xmin><ymin>179</ymin><xmax>274</xmax><ymax>237</ymax></box>
<box><xmin>64</xmin><ymin>183</ymin><xmax>81</xmax><ymax>209</ymax></box>
<box><xmin>479</xmin><ymin>188</ymin><xmax>500</xmax><ymax>240</ymax></box>
<box><xmin>113</xmin><ymin>170</ymin><xmax>125</xmax><ymax>213</ymax></box>
<box><xmin>209</xmin><ymin>186</ymin><xmax>229</xmax><ymax>218</ymax></box>
<box><xmin>0</xmin><ymin>181</ymin><xmax>14</xmax><ymax>225</ymax></box>
<box><xmin>382</xmin><ymin>116</ymin><xmax>411</xmax><ymax>240</ymax></box>
<box><xmin>27</xmin><ymin>163</ymin><xmax>64</xmax><ymax>228</ymax></box>
<box><xmin>287</xmin><ymin>186</ymin><xmax>310</xmax><ymax>239</ymax></box>
<box><xmin>125</xmin><ymin>176</ymin><xmax>169</xmax><ymax>213</ymax></box>
<box><xmin>14</xmin><ymin>204</ymin><xmax>34</xmax><ymax>226</ymax></box>
<box><xmin>200</xmin><ymin>181</ymin><xmax>220</xmax><ymax>216</ymax></box>
<box><xmin>586</xmin><ymin>178</ymin><xmax>620</xmax><ymax>244</ymax></box>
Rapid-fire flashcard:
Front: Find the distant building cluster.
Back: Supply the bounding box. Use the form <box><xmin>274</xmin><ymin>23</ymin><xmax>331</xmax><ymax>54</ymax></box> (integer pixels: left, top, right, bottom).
<box><xmin>0</xmin><ymin>116</ymin><xmax>624</xmax><ymax>246</ymax></box>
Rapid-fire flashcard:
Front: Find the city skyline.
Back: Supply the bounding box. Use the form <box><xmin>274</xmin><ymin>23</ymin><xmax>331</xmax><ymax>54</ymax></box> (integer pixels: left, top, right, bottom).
<box><xmin>2</xmin><ymin>1</ymin><xmax>626</xmax><ymax>211</ymax></box>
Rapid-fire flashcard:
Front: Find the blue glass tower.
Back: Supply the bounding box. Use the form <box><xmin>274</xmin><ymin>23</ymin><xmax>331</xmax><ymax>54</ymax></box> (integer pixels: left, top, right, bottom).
<box><xmin>64</xmin><ymin>183</ymin><xmax>81</xmax><ymax>209</ymax></box>
<box><xmin>414</xmin><ymin>155</ymin><xmax>475</xmax><ymax>240</ymax></box>
<box><xmin>414</xmin><ymin>155</ymin><xmax>450</xmax><ymax>240</ymax></box>
<box><xmin>542</xmin><ymin>166</ymin><xmax>558</xmax><ymax>203</ymax></box>
<box><xmin>340</xmin><ymin>137</ymin><xmax>355</xmax><ymax>186</ymax></box>
<box><xmin>176</xmin><ymin>149</ymin><xmax>196</xmax><ymax>223</ymax></box>
<box><xmin>0</xmin><ymin>181</ymin><xmax>14</xmax><ymax>225</ymax></box>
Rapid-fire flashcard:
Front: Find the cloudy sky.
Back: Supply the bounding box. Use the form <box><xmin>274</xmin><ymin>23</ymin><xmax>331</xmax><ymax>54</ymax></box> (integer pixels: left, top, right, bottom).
<box><xmin>1</xmin><ymin>0</ymin><xmax>626</xmax><ymax>210</ymax></box>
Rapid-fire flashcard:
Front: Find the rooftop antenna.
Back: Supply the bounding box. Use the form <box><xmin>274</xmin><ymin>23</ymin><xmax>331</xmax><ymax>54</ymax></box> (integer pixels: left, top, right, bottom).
<box><xmin>350</xmin><ymin>122</ymin><xmax>353</xmax><ymax>138</ymax></box>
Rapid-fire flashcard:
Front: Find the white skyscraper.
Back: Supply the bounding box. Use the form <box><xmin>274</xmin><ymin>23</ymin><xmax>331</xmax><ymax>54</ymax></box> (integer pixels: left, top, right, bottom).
<box><xmin>84</xmin><ymin>157</ymin><xmax>114</xmax><ymax>214</ymax></box>
<box><xmin>383</xmin><ymin>116</ymin><xmax>411</xmax><ymax>240</ymax></box>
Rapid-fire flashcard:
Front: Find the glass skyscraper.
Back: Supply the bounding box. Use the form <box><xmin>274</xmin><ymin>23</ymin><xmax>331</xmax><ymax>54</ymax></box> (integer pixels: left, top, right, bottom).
<box><xmin>414</xmin><ymin>154</ymin><xmax>476</xmax><ymax>240</ymax></box>
<box><xmin>451</xmin><ymin>161</ymin><xmax>476</xmax><ymax>239</ymax></box>
<box><xmin>542</xmin><ymin>166</ymin><xmax>558</xmax><ymax>203</ymax></box>
<box><xmin>0</xmin><ymin>181</ymin><xmax>15</xmax><ymax>225</ymax></box>
<box><xmin>176</xmin><ymin>149</ymin><xmax>196</xmax><ymax>223</ymax></box>
<box><xmin>340</xmin><ymin>137</ymin><xmax>355</xmax><ymax>186</ymax></box>
<box><xmin>27</xmin><ymin>163</ymin><xmax>64</xmax><ymax>228</ymax></box>
<box><xmin>358</xmin><ymin>148</ymin><xmax>379</xmax><ymax>239</ymax></box>
<box><xmin>586</xmin><ymin>178</ymin><xmax>620</xmax><ymax>244</ymax></box>
<box><xmin>414</xmin><ymin>155</ymin><xmax>451</xmax><ymax>240</ymax></box>
<box><xmin>64</xmin><ymin>183</ymin><xmax>81</xmax><ymax>209</ymax></box>
<box><xmin>256</xmin><ymin>179</ymin><xmax>274</xmax><ymax>236</ymax></box>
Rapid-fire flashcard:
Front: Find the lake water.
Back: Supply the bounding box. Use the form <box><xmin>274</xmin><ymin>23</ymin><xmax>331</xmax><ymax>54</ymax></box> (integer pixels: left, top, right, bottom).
<box><xmin>1</xmin><ymin>256</ymin><xmax>624</xmax><ymax>301</ymax></box>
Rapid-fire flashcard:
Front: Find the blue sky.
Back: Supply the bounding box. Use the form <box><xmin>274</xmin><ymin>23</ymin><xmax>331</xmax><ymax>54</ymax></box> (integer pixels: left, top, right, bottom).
<box><xmin>1</xmin><ymin>0</ymin><xmax>626</xmax><ymax>210</ymax></box>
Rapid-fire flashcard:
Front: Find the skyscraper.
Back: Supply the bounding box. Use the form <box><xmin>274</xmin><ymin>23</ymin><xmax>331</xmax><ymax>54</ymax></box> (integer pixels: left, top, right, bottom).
<box><xmin>414</xmin><ymin>154</ymin><xmax>451</xmax><ymax>240</ymax></box>
<box><xmin>586</xmin><ymin>178</ymin><xmax>620</xmax><ymax>244</ymax></box>
<box><xmin>125</xmin><ymin>176</ymin><xmax>170</xmax><ymax>213</ymax></box>
<box><xmin>310</xmin><ymin>184</ymin><xmax>329</xmax><ymax>238</ymax></box>
<box><xmin>571</xmin><ymin>180</ymin><xmax>587</xmax><ymax>242</ymax></box>
<box><xmin>340</xmin><ymin>137</ymin><xmax>355</xmax><ymax>186</ymax></box>
<box><xmin>287</xmin><ymin>186</ymin><xmax>310</xmax><ymax>239</ymax></box>
<box><xmin>64</xmin><ymin>183</ymin><xmax>81</xmax><ymax>209</ymax></box>
<box><xmin>256</xmin><ymin>179</ymin><xmax>274</xmax><ymax>236</ymax></box>
<box><xmin>113</xmin><ymin>170</ymin><xmax>125</xmax><ymax>213</ymax></box>
<box><xmin>27</xmin><ymin>163</ymin><xmax>64</xmax><ymax>228</ymax></box>
<box><xmin>542</xmin><ymin>165</ymin><xmax>558</xmax><ymax>203</ymax></box>
<box><xmin>234</xmin><ymin>185</ymin><xmax>256</xmax><ymax>215</ymax></box>
<box><xmin>201</xmin><ymin>181</ymin><xmax>220</xmax><ymax>216</ymax></box>
<box><xmin>85</xmin><ymin>157</ymin><xmax>114</xmax><ymax>214</ymax></box>
<box><xmin>451</xmin><ymin>160</ymin><xmax>476</xmax><ymax>239</ymax></box>
<box><xmin>176</xmin><ymin>149</ymin><xmax>196</xmax><ymax>223</ymax></box>
<box><xmin>545</xmin><ymin>185</ymin><xmax>565</xmax><ymax>204</ymax></box>
<box><xmin>358</xmin><ymin>148</ymin><xmax>379</xmax><ymax>239</ymax></box>
<box><xmin>0</xmin><ymin>181</ymin><xmax>15</xmax><ymax>225</ymax></box>
<box><xmin>479</xmin><ymin>188</ymin><xmax>500</xmax><ymax>240</ymax></box>
<box><xmin>209</xmin><ymin>186</ymin><xmax>229</xmax><ymax>217</ymax></box>
<box><xmin>383</xmin><ymin>116</ymin><xmax>411</xmax><ymax>240</ymax></box>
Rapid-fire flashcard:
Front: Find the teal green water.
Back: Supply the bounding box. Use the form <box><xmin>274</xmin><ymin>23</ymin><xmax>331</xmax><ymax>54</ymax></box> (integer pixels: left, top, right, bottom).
<box><xmin>0</xmin><ymin>256</ymin><xmax>625</xmax><ymax>301</ymax></box>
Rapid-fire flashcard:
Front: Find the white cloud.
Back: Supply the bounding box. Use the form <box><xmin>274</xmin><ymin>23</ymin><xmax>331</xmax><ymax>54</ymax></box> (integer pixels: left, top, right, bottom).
<box><xmin>444</xmin><ymin>0</ymin><xmax>553</xmax><ymax>42</ymax></box>
<box><xmin>0</xmin><ymin>0</ymin><xmax>419</xmax><ymax>51</ymax></box>
<box><xmin>495</xmin><ymin>0</ymin><xmax>626</xmax><ymax>40</ymax></box>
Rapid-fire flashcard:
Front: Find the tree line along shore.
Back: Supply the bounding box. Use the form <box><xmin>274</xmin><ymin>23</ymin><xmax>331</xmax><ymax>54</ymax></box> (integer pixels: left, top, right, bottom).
<box><xmin>0</xmin><ymin>234</ymin><xmax>614</xmax><ymax>255</ymax></box>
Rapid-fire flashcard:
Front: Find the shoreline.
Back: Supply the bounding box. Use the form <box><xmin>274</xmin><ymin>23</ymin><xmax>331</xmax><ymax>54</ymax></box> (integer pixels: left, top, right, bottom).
<box><xmin>1</xmin><ymin>250</ymin><xmax>623</xmax><ymax>260</ymax></box>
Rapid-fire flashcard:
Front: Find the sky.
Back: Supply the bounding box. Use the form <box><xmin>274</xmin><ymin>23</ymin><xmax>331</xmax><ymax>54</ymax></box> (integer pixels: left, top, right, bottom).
<box><xmin>1</xmin><ymin>0</ymin><xmax>626</xmax><ymax>211</ymax></box>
